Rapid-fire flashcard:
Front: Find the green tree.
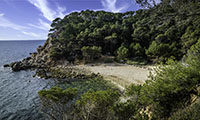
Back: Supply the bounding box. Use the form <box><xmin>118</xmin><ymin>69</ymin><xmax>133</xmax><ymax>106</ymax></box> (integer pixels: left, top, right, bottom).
<box><xmin>117</xmin><ymin>45</ymin><xmax>129</xmax><ymax>60</ymax></box>
<box><xmin>75</xmin><ymin>90</ymin><xmax>120</xmax><ymax>120</ymax></box>
<box><xmin>49</xmin><ymin>47</ymin><xmax>63</xmax><ymax>59</ymax></box>
<box><xmin>38</xmin><ymin>87</ymin><xmax>78</xmax><ymax>120</ymax></box>
<box><xmin>129</xmin><ymin>43</ymin><xmax>144</xmax><ymax>57</ymax></box>
<box><xmin>81</xmin><ymin>46</ymin><xmax>102</xmax><ymax>61</ymax></box>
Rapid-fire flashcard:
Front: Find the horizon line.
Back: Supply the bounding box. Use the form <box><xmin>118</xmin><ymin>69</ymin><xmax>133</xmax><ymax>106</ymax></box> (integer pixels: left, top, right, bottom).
<box><xmin>0</xmin><ymin>39</ymin><xmax>46</xmax><ymax>41</ymax></box>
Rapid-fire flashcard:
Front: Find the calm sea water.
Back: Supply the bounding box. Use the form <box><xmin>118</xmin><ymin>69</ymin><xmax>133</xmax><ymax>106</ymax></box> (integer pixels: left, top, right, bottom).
<box><xmin>0</xmin><ymin>40</ymin><xmax>50</xmax><ymax>120</ymax></box>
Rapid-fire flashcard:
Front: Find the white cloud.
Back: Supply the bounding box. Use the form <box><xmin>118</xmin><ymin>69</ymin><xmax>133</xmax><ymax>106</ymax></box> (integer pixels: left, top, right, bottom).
<box><xmin>28</xmin><ymin>0</ymin><xmax>66</xmax><ymax>22</ymax></box>
<box><xmin>57</xmin><ymin>6</ymin><xmax>67</xmax><ymax>18</ymax></box>
<box><xmin>29</xmin><ymin>19</ymin><xmax>50</xmax><ymax>31</ymax></box>
<box><xmin>27</xmin><ymin>0</ymin><xmax>67</xmax><ymax>32</ymax></box>
<box><xmin>0</xmin><ymin>13</ymin><xmax>27</xmax><ymax>30</ymax></box>
<box><xmin>101</xmin><ymin>0</ymin><xmax>129</xmax><ymax>13</ymax></box>
<box><xmin>0</xmin><ymin>13</ymin><xmax>4</xmax><ymax>17</ymax></box>
<box><xmin>28</xmin><ymin>0</ymin><xmax>55</xmax><ymax>21</ymax></box>
<box><xmin>0</xmin><ymin>13</ymin><xmax>46</xmax><ymax>40</ymax></box>
<box><xmin>22</xmin><ymin>31</ymin><xmax>40</xmax><ymax>37</ymax></box>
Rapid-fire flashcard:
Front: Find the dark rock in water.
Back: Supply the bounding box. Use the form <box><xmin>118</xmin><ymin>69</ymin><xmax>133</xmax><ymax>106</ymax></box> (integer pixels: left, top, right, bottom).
<box><xmin>10</xmin><ymin>62</ymin><xmax>23</xmax><ymax>71</ymax></box>
<box><xmin>3</xmin><ymin>64</ymin><xmax>9</xmax><ymax>67</ymax></box>
<box><xmin>9</xmin><ymin>61</ymin><xmax>33</xmax><ymax>71</ymax></box>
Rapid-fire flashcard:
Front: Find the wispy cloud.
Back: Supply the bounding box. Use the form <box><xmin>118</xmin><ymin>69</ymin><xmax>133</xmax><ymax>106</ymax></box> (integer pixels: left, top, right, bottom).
<box><xmin>28</xmin><ymin>0</ymin><xmax>66</xmax><ymax>21</ymax></box>
<box><xmin>22</xmin><ymin>31</ymin><xmax>40</xmax><ymax>37</ymax></box>
<box><xmin>28</xmin><ymin>0</ymin><xmax>55</xmax><ymax>21</ymax></box>
<box><xmin>29</xmin><ymin>19</ymin><xmax>50</xmax><ymax>31</ymax></box>
<box><xmin>0</xmin><ymin>13</ymin><xmax>27</xmax><ymax>30</ymax></box>
<box><xmin>27</xmin><ymin>0</ymin><xmax>67</xmax><ymax>31</ymax></box>
<box><xmin>0</xmin><ymin>13</ymin><xmax>4</xmax><ymax>17</ymax></box>
<box><xmin>101</xmin><ymin>0</ymin><xmax>129</xmax><ymax>13</ymax></box>
<box><xmin>0</xmin><ymin>13</ymin><xmax>43</xmax><ymax>38</ymax></box>
<box><xmin>56</xmin><ymin>5</ymin><xmax>67</xmax><ymax>18</ymax></box>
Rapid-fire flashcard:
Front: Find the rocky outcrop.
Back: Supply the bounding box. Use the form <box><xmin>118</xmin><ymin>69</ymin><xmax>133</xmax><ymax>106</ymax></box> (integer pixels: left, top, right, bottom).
<box><xmin>4</xmin><ymin>37</ymin><xmax>64</xmax><ymax>71</ymax></box>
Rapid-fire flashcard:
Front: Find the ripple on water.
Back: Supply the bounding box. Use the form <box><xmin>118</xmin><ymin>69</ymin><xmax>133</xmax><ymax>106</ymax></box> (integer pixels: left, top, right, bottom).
<box><xmin>0</xmin><ymin>67</ymin><xmax>51</xmax><ymax>120</ymax></box>
<box><xmin>0</xmin><ymin>40</ymin><xmax>48</xmax><ymax>120</ymax></box>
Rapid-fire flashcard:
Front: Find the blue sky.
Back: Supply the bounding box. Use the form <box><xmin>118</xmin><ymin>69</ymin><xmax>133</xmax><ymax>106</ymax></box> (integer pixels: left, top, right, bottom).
<box><xmin>0</xmin><ymin>0</ymin><xmax>140</xmax><ymax>40</ymax></box>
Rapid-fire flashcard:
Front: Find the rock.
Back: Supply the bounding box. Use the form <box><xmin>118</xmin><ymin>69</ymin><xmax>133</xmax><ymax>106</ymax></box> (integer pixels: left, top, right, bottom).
<box><xmin>34</xmin><ymin>69</ymin><xmax>49</xmax><ymax>79</ymax></box>
<box><xmin>11</xmin><ymin>62</ymin><xmax>22</xmax><ymax>71</ymax></box>
<box><xmin>9</xmin><ymin>60</ymin><xmax>33</xmax><ymax>71</ymax></box>
<box><xmin>3</xmin><ymin>64</ymin><xmax>9</xmax><ymax>67</ymax></box>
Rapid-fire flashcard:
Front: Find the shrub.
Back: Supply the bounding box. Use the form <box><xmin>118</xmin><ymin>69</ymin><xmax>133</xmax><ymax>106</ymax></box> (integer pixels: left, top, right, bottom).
<box><xmin>129</xmin><ymin>43</ymin><xmax>144</xmax><ymax>57</ymax></box>
<box><xmin>49</xmin><ymin>47</ymin><xmax>63</xmax><ymax>59</ymax></box>
<box><xmin>125</xmin><ymin>84</ymin><xmax>142</xmax><ymax>96</ymax></box>
<box><xmin>81</xmin><ymin>46</ymin><xmax>102</xmax><ymax>61</ymax></box>
<box><xmin>75</xmin><ymin>90</ymin><xmax>120</xmax><ymax>120</ymax></box>
<box><xmin>117</xmin><ymin>45</ymin><xmax>129</xmax><ymax>60</ymax></box>
<box><xmin>168</xmin><ymin>99</ymin><xmax>200</xmax><ymax>120</ymax></box>
<box><xmin>38</xmin><ymin>86</ymin><xmax>77</xmax><ymax>103</ymax></box>
<box><xmin>113</xmin><ymin>100</ymin><xmax>139</xmax><ymax>120</ymax></box>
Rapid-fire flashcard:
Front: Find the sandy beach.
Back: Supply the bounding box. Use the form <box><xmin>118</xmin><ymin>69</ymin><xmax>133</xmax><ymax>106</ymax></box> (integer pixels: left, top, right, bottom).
<box><xmin>76</xmin><ymin>63</ymin><xmax>154</xmax><ymax>90</ymax></box>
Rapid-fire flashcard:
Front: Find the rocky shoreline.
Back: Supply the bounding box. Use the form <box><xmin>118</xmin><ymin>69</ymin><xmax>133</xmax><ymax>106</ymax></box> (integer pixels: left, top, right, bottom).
<box><xmin>4</xmin><ymin>60</ymin><xmax>99</xmax><ymax>82</ymax></box>
<box><xmin>3</xmin><ymin>37</ymin><xmax>100</xmax><ymax>81</ymax></box>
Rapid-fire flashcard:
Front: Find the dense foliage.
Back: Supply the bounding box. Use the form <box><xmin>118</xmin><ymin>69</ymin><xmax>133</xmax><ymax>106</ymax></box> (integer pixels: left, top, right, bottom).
<box><xmin>123</xmin><ymin>38</ymin><xmax>200</xmax><ymax>119</ymax></box>
<box><xmin>38</xmin><ymin>87</ymin><xmax>77</xmax><ymax>102</ymax></box>
<box><xmin>38</xmin><ymin>1</ymin><xmax>200</xmax><ymax>119</ymax></box>
<box><xmin>75</xmin><ymin>90</ymin><xmax>120</xmax><ymax>120</ymax></box>
<box><xmin>81</xmin><ymin>46</ymin><xmax>102</xmax><ymax>62</ymax></box>
<box><xmin>48</xmin><ymin>1</ymin><xmax>200</xmax><ymax>63</ymax></box>
<box><xmin>39</xmin><ymin>39</ymin><xmax>200</xmax><ymax>119</ymax></box>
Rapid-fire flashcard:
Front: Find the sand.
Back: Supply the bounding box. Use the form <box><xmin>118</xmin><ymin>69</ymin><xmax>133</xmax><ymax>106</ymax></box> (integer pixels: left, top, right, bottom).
<box><xmin>76</xmin><ymin>63</ymin><xmax>154</xmax><ymax>90</ymax></box>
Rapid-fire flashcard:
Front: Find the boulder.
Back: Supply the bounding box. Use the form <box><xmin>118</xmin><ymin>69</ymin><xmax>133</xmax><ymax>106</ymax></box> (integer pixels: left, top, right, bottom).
<box><xmin>11</xmin><ymin>62</ymin><xmax>23</xmax><ymax>71</ymax></box>
<box><xmin>3</xmin><ymin>64</ymin><xmax>9</xmax><ymax>67</ymax></box>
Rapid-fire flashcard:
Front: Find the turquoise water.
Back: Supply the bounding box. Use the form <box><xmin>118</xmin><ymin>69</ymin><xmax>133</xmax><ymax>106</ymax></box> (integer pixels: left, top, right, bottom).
<box><xmin>0</xmin><ymin>41</ymin><xmax>49</xmax><ymax>120</ymax></box>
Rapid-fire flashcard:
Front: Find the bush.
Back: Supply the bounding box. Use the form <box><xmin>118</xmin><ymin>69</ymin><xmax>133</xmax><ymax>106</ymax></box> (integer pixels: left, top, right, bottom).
<box><xmin>168</xmin><ymin>99</ymin><xmax>200</xmax><ymax>120</ymax></box>
<box><xmin>129</xmin><ymin>43</ymin><xmax>144</xmax><ymax>57</ymax></box>
<box><xmin>146</xmin><ymin>41</ymin><xmax>176</xmax><ymax>62</ymax></box>
<box><xmin>117</xmin><ymin>45</ymin><xmax>129</xmax><ymax>60</ymax></box>
<box><xmin>75</xmin><ymin>90</ymin><xmax>120</xmax><ymax>120</ymax></box>
<box><xmin>49</xmin><ymin>47</ymin><xmax>63</xmax><ymax>59</ymax></box>
<box><xmin>125</xmin><ymin>84</ymin><xmax>142</xmax><ymax>96</ymax></box>
<box><xmin>38</xmin><ymin>86</ymin><xmax>77</xmax><ymax>103</ymax></box>
<box><xmin>113</xmin><ymin>100</ymin><xmax>139</xmax><ymax>120</ymax></box>
<box><xmin>81</xmin><ymin>46</ymin><xmax>102</xmax><ymax>61</ymax></box>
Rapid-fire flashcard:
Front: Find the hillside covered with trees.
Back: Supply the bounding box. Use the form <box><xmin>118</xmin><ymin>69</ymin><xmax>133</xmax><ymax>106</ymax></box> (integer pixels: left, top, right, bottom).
<box><xmin>47</xmin><ymin>0</ymin><xmax>200</xmax><ymax>64</ymax></box>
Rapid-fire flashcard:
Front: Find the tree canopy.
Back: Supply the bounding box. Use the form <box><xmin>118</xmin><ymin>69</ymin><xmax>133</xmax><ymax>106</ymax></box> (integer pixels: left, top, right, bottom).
<box><xmin>46</xmin><ymin>2</ymin><xmax>200</xmax><ymax>64</ymax></box>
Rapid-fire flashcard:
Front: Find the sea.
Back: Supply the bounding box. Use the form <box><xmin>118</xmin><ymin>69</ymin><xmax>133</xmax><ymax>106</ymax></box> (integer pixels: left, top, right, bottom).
<box><xmin>0</xmin><ymin>40</ymin><xmax>51</xmax><ymax>120</ymax></box>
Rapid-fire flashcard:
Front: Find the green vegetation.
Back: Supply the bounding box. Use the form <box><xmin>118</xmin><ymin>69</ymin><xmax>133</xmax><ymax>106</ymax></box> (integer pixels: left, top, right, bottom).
<box><xmin>39</xmin><ymin>34</ymin><xmax>200</xmax><ymax>120</ymax></box>
<box><xmin>168</xmin><ymin>99</ymin><xmax>200</xmax><ymax>120</ymax></box>
<box><xmin>75</xmin><ymin>90</ymin><xmax>120</xmax><ymax>120</ymax></box>
<box><xmin>38</xmin><ymin>87</ymin><xmax>77</xmax><ymax>102</ymax></box>
<box><xmin>117</xmin><ymin>45</ymin><xmax>129</xmax><ymax>60</ymax></box>
<box><xmin>46</xmin><ymin>0</ymin><xmax>200</xmax><ymax>63</ymax></box>
<box><xmin>39</xmin><ymin>49</ymin><xmax>200</xmax><ymax>119</ymax></box>
<box><xmin>81</xmin><ymin>46</ymin><xmax>102</xmax><ymax>62</ymax></box>
<box><xmin>38</xmin><ymin>0</ymin><xmax>200</xmax><ymax>119</ymax></box>
<box><xmin>123</xmin><ymin>39</ymin><xmax>200</xmax><ymax>119</ymax></box>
